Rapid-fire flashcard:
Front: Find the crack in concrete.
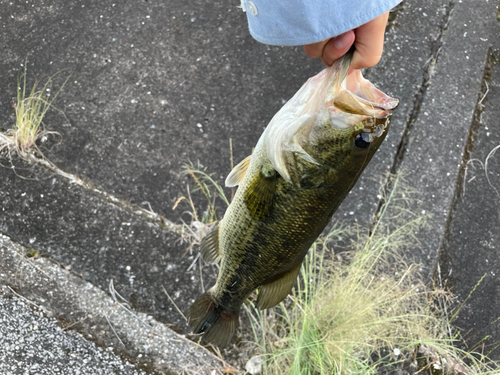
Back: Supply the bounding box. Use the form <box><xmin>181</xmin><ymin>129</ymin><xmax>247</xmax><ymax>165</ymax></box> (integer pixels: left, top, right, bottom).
<box><xmin>437</xmin><ymin>48</ymin><xmax>498</xmax><ymax>288</ymax></box>
<box><xmin>369</xmin><ymin>0</ymin><xmax>456</xmax><ymax>235</ymax></box>
<box><xmin>15</xmin><ymin>152</ymin><xmax>186</xmax><ymax>238</ymax></box>
<box><xmin>390</xmin><ymin>0</ymin><xmax>455</xmax><ymax>173</ymax></box>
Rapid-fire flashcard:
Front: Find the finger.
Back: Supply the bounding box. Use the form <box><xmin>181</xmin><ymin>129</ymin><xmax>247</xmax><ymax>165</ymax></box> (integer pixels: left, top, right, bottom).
<box><xmin>320</xmin><ymin>30</ymin><xmax>355</xmax><ymax>66</ymax></box>
<box><xmin>303</xmin><ymin>39</ymin><xmax>329</xmax><ymax>59</ymax></box>
<box><xmin>350</xmin><ymin>11</ymin><xmax>390</xmax><ymax>70</ymax></box>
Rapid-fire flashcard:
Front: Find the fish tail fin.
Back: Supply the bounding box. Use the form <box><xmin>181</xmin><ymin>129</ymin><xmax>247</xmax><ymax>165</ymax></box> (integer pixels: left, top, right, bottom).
<box><xmin>188</xmin><ymin>291</ymin><xmax>238</xmax><ymax>347</ymax></box>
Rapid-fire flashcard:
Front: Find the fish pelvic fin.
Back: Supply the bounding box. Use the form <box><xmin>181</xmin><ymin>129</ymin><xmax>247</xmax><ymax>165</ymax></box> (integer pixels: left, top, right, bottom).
<box><xmin>225</xmin><ymin>155</ymin><xmax>252</xmax><ymax>187</ymax></box>
<box><xmin>256</xmin><ymin>262</ymin><xmax>302</xmax><ymax>309</ymax></box>
<box><xmin>243</xmin><ymin>164</ymin><xmax>277</xmax><ymax>219</ymax></box>
<box><xmin>200</xmin><ymin>223</ymin><xmax>221</xmax><ymax>263</ymax></box>
<box><xmin>188</xmin><ymin>291</ymin><xmax>239</xmax><ymax>348</ymax></box>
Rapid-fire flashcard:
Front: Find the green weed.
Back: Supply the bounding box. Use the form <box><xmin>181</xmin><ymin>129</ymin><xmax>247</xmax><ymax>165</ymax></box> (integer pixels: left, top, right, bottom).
<box><xmin>242</xmin><ymin>175</ymin><xmax>498</xmax><ymax>375</ymax></box>
<box><xmin>0</xmin><ymin>61</ymin><xmax>69</xmax><ymax>160</ymax></box>
<box><xmin>180</xmin><ymin>168</ymin><xmax>498</xmax><ymax>374</ymax></box>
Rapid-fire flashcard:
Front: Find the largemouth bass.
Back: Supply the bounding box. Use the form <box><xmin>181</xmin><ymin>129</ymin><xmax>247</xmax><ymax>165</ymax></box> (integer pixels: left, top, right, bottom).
<box><xmin>189</xmin><ymin>50</ymin><xmax>398</xmax><ymax>347</ymax></box>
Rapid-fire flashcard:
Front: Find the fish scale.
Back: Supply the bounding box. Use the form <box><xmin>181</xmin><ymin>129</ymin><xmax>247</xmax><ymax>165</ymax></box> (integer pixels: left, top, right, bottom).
<box><xmin>188</xmin><ymin>50</ymin><xmax>398</xmax><ymax>347</ymax></box>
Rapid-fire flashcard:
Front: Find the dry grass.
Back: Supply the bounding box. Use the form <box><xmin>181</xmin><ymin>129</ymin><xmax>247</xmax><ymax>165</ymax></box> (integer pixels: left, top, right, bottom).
<box><xmin>0</xmin><ymin>61</ymin><xmax>69</xmax><ymax>161</ymax></box>
<box><xmin>173</xmin><ymin>165</ymin><xmax>230</xmax><ymax>251</ymax></box>
<box><xmin>178</xmin><ymin>164</ymin><xmax>499</xmax><ymax>374</ymax></box>
<box><xmin>241</xmin><ymin>174</ymin><xmax>499</xmax><ymax>375</ymax></box>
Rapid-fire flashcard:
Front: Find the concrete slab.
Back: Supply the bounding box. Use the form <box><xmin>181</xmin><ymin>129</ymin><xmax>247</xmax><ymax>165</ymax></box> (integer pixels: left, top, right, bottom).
<box><xmin>0</xmin><ymin>165</ymin><xmax>217</xmax><ymax>331</ymax></box>
<box><xmin>0</xmin><ymin>233</ymin><xmax>224</xmax><ymax>374</ymax></box>
<box><xmin>441</xmin><ymin>51</ymin><xmax>500</xmax><ymax>358</ymax></box>
<box><xmin>376</xmin><ymin>0</ymin><xmax>500</xmax><ymax>358</ymax></box>
<box><xmin>381</xmin><ymin>0</ymin><xmax>500</xmax><ymax>274</ymax></box>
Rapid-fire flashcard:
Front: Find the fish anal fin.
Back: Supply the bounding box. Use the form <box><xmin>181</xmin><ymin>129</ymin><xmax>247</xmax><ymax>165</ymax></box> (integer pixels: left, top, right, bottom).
<box><xmin>243</xmin><ymin>165</ymin><xmax>276</xmax><ymax>219</ymax></box>
<box><xmin>225</xmin><ymin>155</ymin><xmax>252</xmax><ymax>187</ymax></box>
<box><xmin>200</xmin><ymin>223</ymin><xmax>221</xmax><ymax>263</ymax></box>
<box><xmin>188</xmin><ymin>291</ymin><xmax>238</xmax><ymax>348</ymax></box>
<box><xmin>256</xmin><ymin>263</ymin><xmax>302</xmax><ymax>309</ymax></box>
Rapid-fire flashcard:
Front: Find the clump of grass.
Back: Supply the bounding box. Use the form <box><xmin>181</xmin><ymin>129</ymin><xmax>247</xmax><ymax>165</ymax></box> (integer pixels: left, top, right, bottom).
<box><xmin>243</xmin><ymin>175</ymin><xmax>499</xmax><ymax>375</ymax></box>
<box><xmin>176</xmin><ymin>165</ymin><xmax>229</xmax><ymax>222</ymax></box>
<box><xmin>179</xmin><ymin>168</ymin><xmax>498</xmax><ymax>373</ymax></box>
<box><xmin>0</xmin><ymin>61</ymin><xmax>69</xmax><ymax>160</ymax></box>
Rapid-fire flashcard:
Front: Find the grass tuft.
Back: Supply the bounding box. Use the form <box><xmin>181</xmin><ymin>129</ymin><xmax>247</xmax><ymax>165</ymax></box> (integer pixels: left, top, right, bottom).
<box><xmin>242</xmin><ymin>174</ymin><xmax>499</xmax><ymax>375</ymax></box>
<box><xmin>179</xmin><ymin>168</ymin><xmax>499</xmax><ymax>373</ymax></box>
<box><xmin>173</xmin><ymin>165</ymin><xmax>230</xmax><ymax>259</ymax></box>
<box><xmin>0</xmin><ymin>61</ymin><xmax>69</xmax><ymax>161</ymax></box>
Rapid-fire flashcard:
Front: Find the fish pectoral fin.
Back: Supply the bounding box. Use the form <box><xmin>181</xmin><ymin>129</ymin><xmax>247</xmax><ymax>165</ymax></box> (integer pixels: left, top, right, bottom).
<box><xmin>225</xmin><ymin>155</ymin><xmax>252</xmax><ymax>187</ymax></box>
<box><xmin>200</xmin><ymin>223</ymin><xmax>221</xmax><ymax>263</ymax></box>
<box><xmin>244</xmin><ymin>165</ymin><xmax>277</xmax><ymax>219</ymax></box>
<box><xmin>256</xmin><ymin>263</ymin><xmax>302</xmax><ymax>309</ymax></box>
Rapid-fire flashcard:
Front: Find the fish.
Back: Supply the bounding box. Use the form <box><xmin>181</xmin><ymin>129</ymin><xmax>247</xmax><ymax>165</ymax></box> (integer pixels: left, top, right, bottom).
<box><xmin>188</xmin><ymin>49</ymin><xmax>399</xmax><ymax>347</ymax></box>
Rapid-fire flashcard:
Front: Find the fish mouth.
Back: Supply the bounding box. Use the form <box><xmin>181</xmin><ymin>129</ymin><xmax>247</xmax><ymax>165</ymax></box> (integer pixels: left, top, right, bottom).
<box><xmin>325</xmin><ymin>49</ymin><xmax>399</xmax><ymax>134</ymax></box>
<box><xmin>261</xmin><ymin>50</ymin><xmax>399</xmax><ymax>183</ymax></box>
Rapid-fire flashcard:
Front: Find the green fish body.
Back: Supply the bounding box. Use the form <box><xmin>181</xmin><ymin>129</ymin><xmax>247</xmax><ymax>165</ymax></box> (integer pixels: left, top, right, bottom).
<box><xmin>189</xmin><ymin>52</ymin><xmax>398</xmax><ymax>347</ymax></box>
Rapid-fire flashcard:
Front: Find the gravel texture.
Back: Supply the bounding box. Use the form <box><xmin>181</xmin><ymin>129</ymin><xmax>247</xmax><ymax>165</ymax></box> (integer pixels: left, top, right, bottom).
<box><xmin>0</xmin><ymin>285</ymin><xmax>144</xmax><ymax>375</ymax></box>
<box><xmin>0</xmin><ymin>234</ymin><xmax>224</xmax><ymax>374</ymax></box>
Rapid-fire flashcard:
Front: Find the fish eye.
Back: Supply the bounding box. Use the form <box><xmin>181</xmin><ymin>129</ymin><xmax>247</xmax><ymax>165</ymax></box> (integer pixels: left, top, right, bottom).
<box><xmin>354</xmin><ymin>133</ymin><xmax>372</xmax><ymax>149</ymax></box>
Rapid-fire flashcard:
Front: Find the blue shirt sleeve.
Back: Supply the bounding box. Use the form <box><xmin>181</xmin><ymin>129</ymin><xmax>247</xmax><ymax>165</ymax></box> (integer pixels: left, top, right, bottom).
<box><xmin>241</xmin><ymin>0</ymin><xmax>402</xmax><ymax>46</ymax></box>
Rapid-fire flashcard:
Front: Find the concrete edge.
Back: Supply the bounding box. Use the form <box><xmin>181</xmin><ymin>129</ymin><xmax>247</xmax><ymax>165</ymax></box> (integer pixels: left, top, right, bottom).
<box><xmin>0</xmin><ymin>233</ymin><xmax>228</xmax><ymax>375</ymax></box>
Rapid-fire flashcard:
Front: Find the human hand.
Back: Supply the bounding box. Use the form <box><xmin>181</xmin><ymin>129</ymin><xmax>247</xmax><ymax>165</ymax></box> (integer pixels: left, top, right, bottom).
<box><xmin>303</xmin><ymin>11</ymin><xmax>390</xmax><ymax>70</ymax></box>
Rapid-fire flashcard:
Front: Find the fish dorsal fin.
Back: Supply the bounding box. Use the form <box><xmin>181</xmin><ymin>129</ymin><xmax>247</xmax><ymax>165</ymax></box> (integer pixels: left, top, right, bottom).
<box><xmin>243</xmin><ymin>164</ymin><xmax>276</xmax><ymax>219</ymax></box>
<box><xmin>200</xmin><ymin>223</ymin><xmax>221</xmax><ymax>263</ymax></box>
<box><xmin>256</xmin><ymin>263</ymin><xmax>302</xmax><ymax>309</ymax></box>
<box><xmin>225</xmin><ymin>155</ymin><xmax>252</xmax><ymax>187</ymax></box>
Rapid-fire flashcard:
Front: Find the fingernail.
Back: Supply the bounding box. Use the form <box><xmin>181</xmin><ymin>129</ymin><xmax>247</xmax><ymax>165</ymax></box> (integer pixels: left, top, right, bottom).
<box><xmin>334</xmin><ymin>33</ymin><xmax>349</xmax><ymax>49</ymax></box>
